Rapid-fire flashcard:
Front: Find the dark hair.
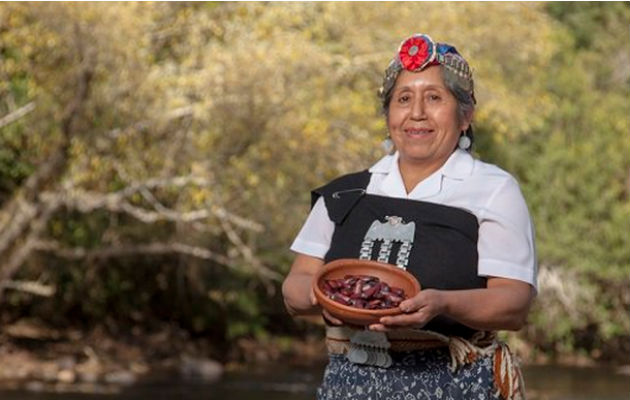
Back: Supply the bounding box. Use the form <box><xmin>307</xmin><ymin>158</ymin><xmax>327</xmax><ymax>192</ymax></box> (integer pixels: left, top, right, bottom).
<box><xmin>442</xmin><ymin>67</ymin><xmax>475</xmax><ymax>149</ymax></box>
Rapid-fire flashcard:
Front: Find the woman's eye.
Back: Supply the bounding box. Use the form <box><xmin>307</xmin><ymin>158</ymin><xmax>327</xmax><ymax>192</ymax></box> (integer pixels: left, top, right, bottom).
<box><xmin>427</xmin><ymin>94</ymin><xmax>441</xmax><ymax>102</ymax></box>
<box><xmin>398</xmin><ymin>95</ymin><xmax>410</xmax><ymax>103</ymax></box>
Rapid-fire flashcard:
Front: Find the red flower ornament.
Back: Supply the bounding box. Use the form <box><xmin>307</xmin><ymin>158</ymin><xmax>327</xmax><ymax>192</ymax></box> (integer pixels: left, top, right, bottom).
<box><xmin>398</xmin><ymin>35</ymin><xmax>436</xmax><ymax>72</ymax></box>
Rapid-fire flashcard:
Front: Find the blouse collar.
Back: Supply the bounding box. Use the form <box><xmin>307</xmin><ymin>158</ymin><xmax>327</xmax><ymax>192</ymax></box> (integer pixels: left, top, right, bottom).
<box><xmin>368</xmin><ymin>149</ymin><xmax>474</xmax><ymax>199</ymax></box>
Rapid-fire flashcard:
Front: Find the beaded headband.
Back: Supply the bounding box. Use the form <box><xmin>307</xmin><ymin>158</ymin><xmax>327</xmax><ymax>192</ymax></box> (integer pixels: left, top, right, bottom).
<box><xmin>379</xmin><ymin>34</ymin><xmax>475</xmax><ymax>103</ymax></box>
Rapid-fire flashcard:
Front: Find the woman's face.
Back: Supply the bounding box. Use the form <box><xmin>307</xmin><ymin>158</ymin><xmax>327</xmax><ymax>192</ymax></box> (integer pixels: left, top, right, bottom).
<box><xmin>387</xmin><ymin>66</ymin><xmax>470</xmax><ymax>168</ymax></box>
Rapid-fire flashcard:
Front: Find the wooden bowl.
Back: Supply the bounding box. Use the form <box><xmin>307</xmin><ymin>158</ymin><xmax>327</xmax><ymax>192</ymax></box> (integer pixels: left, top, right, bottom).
<box><xmin>312</xmin><ymin>258</ymin><xmax>421</xmax><ymax>326</ymax></box>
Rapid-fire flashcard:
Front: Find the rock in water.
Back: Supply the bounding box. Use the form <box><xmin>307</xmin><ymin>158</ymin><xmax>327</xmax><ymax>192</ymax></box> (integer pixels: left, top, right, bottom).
<box><xmin>179</xmin><ymin>355</ymin><xmax>223</xmax><ymax>382</ymax></box>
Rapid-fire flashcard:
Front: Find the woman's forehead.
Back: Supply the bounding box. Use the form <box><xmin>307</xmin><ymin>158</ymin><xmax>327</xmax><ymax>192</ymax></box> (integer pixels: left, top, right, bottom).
<box><xmin>394</xmin><ymin>67</ymin><xmax>446</xmax><ymax>90</ymax></box>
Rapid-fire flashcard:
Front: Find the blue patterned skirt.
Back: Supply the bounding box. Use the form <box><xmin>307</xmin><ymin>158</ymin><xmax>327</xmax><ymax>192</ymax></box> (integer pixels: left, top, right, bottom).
<box><xmin>317</xmin><ymin>348</ymin><xmax>501</xmax><ymax>400</ymax></box>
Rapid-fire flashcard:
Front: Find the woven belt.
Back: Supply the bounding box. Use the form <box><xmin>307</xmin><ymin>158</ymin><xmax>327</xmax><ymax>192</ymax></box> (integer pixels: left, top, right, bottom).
<box><xmin>326</xmin><ymin>326</ymin><xmax>448</xmax><ymax>354</ymax></box>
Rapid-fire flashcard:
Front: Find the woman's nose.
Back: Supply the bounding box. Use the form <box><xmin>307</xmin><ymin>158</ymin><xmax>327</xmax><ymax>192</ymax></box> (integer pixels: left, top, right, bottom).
<box><xmin>410</xmin><ymin>98</ymin><xmax>425</xmax><ymax>120</ymax></box>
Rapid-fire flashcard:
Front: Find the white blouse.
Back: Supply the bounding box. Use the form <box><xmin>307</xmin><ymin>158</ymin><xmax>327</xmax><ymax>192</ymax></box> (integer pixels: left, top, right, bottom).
<box><xmin>290</xmin><ymin>149</ymin><xmax>538</xmax><ymax>290</ymax></box>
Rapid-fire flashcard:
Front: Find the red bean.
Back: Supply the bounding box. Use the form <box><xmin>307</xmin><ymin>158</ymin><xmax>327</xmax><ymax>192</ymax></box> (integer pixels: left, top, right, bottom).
<box><xmin>384</xmin><ymin>293</ymin><xmax>403</xmax><ymax>304</ymax></box>
<box><xmin>330</xmin><ymin>292</ymin><xmax>351</xmax><ymax>306</ymax></box>
<box><xmin>362</xmin><ymin>283</ymin><xmax>379</xmax><ymax>299</ymax></box>
<box><xmin>392</xmin><ymin>287</ymin><xmax>404</xmax><ymax>297</ymax></box>
<box><xmin>352</xmin><ymin>299</ymin><xmax>366</xmax><ymax>309</ymax></box>
<box><xmin>322</xmin><ymin>275</ymin><xmax>407</xmax><ymax>310</ymax></box>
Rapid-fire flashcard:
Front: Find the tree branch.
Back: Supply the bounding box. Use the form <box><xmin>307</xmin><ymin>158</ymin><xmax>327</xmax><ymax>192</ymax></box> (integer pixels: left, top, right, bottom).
<box><xmin>218</xmin><ymin>217</ymin><xmax>282</xmax><ymax>282</ymax></box>
<box><xmin>0</xmin><ymin>201</ymin><xmax>60</xmax><ymax>299</ymax></box>
<box><xmin>0</xmin><ymin>198</ymin><xmax>38</xmax><ymax>255</ymax></box>
<box><xmin>31</xmin><ymin>240</ymin><xmax>235</xmax><ymax>269</ymax></box>
<box><xmin>0</xmin><ymin>102</ymin><xmax>36</xmax><ymax>129</ymax></box>
<box><xmin>45</xmin><ymin>177</ymin><xmax>264</xmax><ymax>232</ymax></box>
<box><xmin>0</xmin><ymin>280</ymin><xmax>55</xmax><ymax>297</ymax></box>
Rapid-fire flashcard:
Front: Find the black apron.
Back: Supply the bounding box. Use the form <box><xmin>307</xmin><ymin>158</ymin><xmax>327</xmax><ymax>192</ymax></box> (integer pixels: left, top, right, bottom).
<box><xmin>313</xmin><ymin>170</ymin><xmax>486</xmax><ymax>338</ymax></box>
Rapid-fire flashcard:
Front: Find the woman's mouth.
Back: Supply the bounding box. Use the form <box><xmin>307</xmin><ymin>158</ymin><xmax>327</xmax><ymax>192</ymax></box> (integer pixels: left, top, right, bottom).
<box><xmin>404</xmin><ymin>128</ymin><xmax>433</xmax><ymax>136</ymax></box>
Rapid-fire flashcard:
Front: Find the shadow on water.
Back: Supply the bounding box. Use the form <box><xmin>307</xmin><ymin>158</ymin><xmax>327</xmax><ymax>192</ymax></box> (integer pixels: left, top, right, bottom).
<box><xmin>0</xmin><ymin>363</ymin><xmax>628</xmax><ymax>399</ymax></box>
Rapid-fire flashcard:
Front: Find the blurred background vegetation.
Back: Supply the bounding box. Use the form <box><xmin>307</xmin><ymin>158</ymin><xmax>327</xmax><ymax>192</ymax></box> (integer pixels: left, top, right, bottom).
<box><xmin>0</xmin><ymin>2</ymin><xmax>628</xmax><ymax>365</ymax></box>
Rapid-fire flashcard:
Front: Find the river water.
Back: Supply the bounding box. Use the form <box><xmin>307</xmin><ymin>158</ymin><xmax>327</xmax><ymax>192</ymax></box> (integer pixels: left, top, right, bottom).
<box><xmin>0</xmin><ymin>362</ymin><xmax>628</xmax><ymax>399</ymax></box>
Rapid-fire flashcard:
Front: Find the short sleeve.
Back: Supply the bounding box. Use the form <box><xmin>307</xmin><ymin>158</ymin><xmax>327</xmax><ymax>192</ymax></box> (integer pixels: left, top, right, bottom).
<box><xmin>290</xmin><ymin>197</ymin><xmax>335</xmax><ymax>259</ymax></box>
<box><xmin>477</xmin><ymin>177</ymin><xmax>538</xmax><ymax>291</ymax></box>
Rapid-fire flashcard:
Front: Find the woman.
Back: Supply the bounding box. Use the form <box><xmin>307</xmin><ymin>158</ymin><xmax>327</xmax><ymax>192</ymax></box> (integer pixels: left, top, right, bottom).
<box><xmin>282</xmin><ymin>34</ymin><xmax>536</xmax><ymax>400</ymax></box>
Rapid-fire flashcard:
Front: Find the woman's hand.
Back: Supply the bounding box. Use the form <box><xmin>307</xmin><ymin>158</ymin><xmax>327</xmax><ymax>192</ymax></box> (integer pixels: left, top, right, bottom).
<box><xmin>282</xmin><ymin>254</ymin><xmax>343</xmax><ymax>325</ymax></box>
<box><xmin>368</xmin><ymin>289</ymin><xmax>446</xmax><ymax>331</ymax></box>
<box><xmin>368</xmin><ymin>278</ymin><xmax>534</xmax><ymax>332</ymax></box>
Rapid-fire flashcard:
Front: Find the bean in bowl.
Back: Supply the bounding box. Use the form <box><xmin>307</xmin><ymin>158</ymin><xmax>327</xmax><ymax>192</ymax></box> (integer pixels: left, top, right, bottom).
<box><xmin>321</xmin><ymin>274</ymin><xmax>407</xmax><ymax>310</ymax></box>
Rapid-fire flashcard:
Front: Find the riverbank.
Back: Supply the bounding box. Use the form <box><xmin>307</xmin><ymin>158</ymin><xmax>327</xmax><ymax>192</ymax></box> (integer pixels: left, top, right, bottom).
<box><xmin>1</xmin><ymin>318</ymin><xmax>628</xmax><ymax>394</ymax></box>
<box><xmin>0</xmin><ymin>319</ymin><xmax>226</xmax><ymax>392</ymax></box>
<box><xmin>0</xmin><ymin>317</ymin><xmax>330</xmax><ymax>393</ymax></box>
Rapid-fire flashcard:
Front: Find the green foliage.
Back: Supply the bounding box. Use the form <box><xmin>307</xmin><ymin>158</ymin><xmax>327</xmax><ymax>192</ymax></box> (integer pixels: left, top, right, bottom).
<box><xmin>487</xmin><ymin>3</ymin><xmax>630</xmax><ymax>359</ymax></box>
<box><xmin>1</xmin><ymin>2</ymin><xmax>628</xmax><ymax>362</ymax></box>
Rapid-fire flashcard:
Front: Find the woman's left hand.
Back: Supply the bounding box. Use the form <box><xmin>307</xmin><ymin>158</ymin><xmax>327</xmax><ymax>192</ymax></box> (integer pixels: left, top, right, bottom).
<box><xmin>368</xmin><ymin>289</ymin><xmax>446</xmax><ymax>332</ymax></box>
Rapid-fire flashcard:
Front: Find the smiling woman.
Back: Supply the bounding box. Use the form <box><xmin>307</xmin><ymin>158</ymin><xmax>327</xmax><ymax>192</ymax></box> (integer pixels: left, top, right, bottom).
<box><xmin>282</xmin><ymin>33</ymin><xmax>537</xmax><ymax>400</ymax></box>
<box><xmin>386</xmin><ymin>67</ymin><xmax>470</xmax><ymax>192</ymax></box>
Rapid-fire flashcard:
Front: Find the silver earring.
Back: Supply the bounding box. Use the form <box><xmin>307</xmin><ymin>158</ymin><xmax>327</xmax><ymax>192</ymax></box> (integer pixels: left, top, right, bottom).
<box><xmin>458</xmin><ymin>134</ymin><xmax>471</xmax><ymax>150</ymax></box>
<box><xmin>381</xmin><ymin>136</ymin><xmax>395</xmax><ymax>154</ymax></box>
